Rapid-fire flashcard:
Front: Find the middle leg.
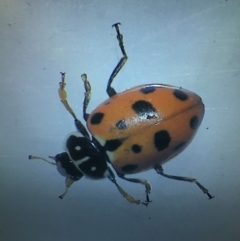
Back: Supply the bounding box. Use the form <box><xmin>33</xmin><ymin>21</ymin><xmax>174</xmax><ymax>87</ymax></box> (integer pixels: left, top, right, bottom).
<box><xmin>107</xmin><ymin>167</ymin><xmax>149</xmax><ymax>205</ymax></box>
<box><xmin>118</xmin><ymin>173</ymin><xmax>152</xmax><ymax>204</ymax></box>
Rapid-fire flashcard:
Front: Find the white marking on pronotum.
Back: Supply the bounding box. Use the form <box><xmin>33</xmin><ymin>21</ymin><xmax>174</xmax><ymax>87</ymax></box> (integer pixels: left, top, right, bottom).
<box><xmin>75</xmin><ymin>146</ymin><xmax>81</xmax><ymax>151</ymax></box>
<box><xmin>63</xmin><ymin>131</ymin><xmax>84</xmax><ymax>151</ymax></box>
<box><xmin>73</xmin><ymin>156</ymin><xmax>90</xmax><ymax>167</ymax></box>
<box><xmin>91</xmin><ymin>166</ymin><xmax>96</xmax><ymax>171</ymax></box>
<box><xmin>93</xmin><ymin>135</ymin><xmax>116</xmax><ymax>163</ymax></box>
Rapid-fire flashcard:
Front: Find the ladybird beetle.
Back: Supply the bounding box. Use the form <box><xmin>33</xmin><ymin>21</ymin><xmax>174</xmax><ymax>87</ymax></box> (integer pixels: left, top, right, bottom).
<box><xmin>29</xmin><ymin>23</ymin><xmax>214</xmax><ymax>205</ymax></box>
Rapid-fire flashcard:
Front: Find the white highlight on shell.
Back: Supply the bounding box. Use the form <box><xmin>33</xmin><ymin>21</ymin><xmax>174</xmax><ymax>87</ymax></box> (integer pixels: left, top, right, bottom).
<box><xmin>91</xmin><ymin>166</ymin><xmax>96</xmax><ymax>171</ymax></box>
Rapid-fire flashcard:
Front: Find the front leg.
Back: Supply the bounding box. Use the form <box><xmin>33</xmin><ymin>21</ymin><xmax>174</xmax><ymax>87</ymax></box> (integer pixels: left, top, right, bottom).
<box><xmin>58</xmin><ymin>72</ymin><xmax>90</xmax><ymax>139</ymax></box>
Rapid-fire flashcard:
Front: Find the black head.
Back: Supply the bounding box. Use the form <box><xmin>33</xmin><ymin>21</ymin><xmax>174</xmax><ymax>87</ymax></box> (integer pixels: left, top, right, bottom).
<box><xmin>52</xmin><ymin>152</ymin><xmax>83</xmax><ymax>181</ymax></box>
<box><xmin>63</xmin><ymin>132</ymin><xmax>109</xmax><ymax>179</ymax></box>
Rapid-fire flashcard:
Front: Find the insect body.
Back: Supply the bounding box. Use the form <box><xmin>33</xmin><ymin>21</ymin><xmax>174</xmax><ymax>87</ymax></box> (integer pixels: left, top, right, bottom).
<box><xmin>88</xmin><ymin>84</ymin><xmax>204</xmax><ymax>175</ymax></box>
<box><xmin>29</xmin><ymin>23</ymin><xmax>214</xmax><ymax>205</ymax></box>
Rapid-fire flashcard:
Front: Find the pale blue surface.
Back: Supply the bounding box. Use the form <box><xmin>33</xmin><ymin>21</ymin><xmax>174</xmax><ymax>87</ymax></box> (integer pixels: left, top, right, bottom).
<box><xmin>1</xmin><ymin>0</ymin><xmax>240</xmax><ymax>240</ymax></box>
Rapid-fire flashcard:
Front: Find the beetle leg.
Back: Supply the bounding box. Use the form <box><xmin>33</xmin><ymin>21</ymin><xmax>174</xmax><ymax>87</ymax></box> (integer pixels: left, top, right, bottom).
<box><xmin>81</xmin><ymin>74</ymin><xmax>91</xmax><ymax>121</ymax></box>
<box><xmin>106</xmin><ymin>23</ymin><xmax>128</xmax><ymax>97</ymax></box>
<box><xmin>59</xmin><ymin>178</ymin><xmax>75</xmax><ymax>199</ymax></box>
<box><xmin>117</xmin><ymin>174</ymin><xmax>152</xmax><ymax>205</ymax></box>
<box><xmin>154</xmin><ymin>164</ymin><xmax>214</xmax><ymax>199</ymax></box>
<box><xmin>58</xmin><ymin>72</ymin><xmax>90</xmax><ymax>139</ymax></box>
<box><xmin>28</xmin><ymin>155</ymin><xmax>56</xmax><ymax>165</ymax></box>
<box><xmin>107</xmin><ymin>167</ymin><xmax>149</xmax><ymax>205</ymax></box>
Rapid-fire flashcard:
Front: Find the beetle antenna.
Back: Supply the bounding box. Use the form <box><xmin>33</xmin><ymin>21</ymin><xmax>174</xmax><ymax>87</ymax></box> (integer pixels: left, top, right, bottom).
<box><xmin>28</xmin><ymin>155</ymin><xmax>56</xmax><ymax>166</ymax></box>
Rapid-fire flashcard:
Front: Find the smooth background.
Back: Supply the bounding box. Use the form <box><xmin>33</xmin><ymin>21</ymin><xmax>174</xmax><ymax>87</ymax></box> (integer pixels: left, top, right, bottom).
<box><xmin>1</xmin><ymin>0</ymin><xmax>240</xmax><ymax>240</ymax></box>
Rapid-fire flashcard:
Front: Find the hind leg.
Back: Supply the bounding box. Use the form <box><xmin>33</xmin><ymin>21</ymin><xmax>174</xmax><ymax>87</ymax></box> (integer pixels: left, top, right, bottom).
<box><xmin>154</xmin><ymin>164</ymin><xmax>214</xmax><ymax>199</ymax></box>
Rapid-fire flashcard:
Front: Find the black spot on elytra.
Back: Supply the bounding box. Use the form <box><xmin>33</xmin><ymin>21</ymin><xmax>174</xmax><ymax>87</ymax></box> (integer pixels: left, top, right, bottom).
<box><xmin>190</xmin><ymin>116</ymin><xmax>199</xmax><ymax>130</ymax></box>
<box><xmin>90</xmin><ymin>112</ymin><xmax>104</xmax><ymax>125</ymax></box>
<box><xmin>132</xmin><ymin>100</ymin><xmax>157</xmax><ymax>119</ymax></box>
<box><xmin>131</xmin><ymin>144</ymin><xmax>142</xmax><ymax>153</ymax></box>
<box><xmin>174</xmin><ymin>142</ymin><xmax>186</xmax><ymax>152</ymax></box>
<box><xmin>140</xmin><ymin>86</ymin><xmax>156</xmax><ymax>94</ymax></box>
<box><xmin>116</xmin><ymin>120</ymin><xmax>127</xmax><ymax>130</ymax></box>
<box><xmin>122</xmin><ymin>164</ymin><xmax>138</xmax><ymax>173</ymax></box>
<box><xmin>154</xmin><ymin>130</ymin><xmax>171</xmax><ymax>151</ymax></box>
<box><xmin>173</xmin><ymin>89</ymin><xmax>188</xmax><ymax>101</ymax></box>
<box><xmin>104</xmin><ymin>139</ymin><xmax>123</xmax><ymax>152</ymax></box>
